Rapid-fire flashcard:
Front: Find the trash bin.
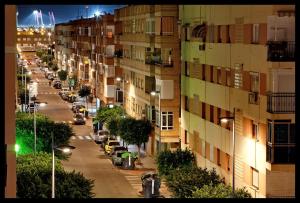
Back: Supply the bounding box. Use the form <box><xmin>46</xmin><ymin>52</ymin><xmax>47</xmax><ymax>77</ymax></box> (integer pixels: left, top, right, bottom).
<box><xmin>142</xmin><ymin>175</ymin><xmax>160</xmax><ymax>198</ymax></box>
<box><xmin>122</xmin><ymin>155</ymin><xmax>136</xmax><ymax>170</ymax></box>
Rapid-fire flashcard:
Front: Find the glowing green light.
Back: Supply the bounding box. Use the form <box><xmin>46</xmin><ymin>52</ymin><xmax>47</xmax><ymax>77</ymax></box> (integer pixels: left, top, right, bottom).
<box><xmin>15</xmin><ymin>144</ymin><xmax>20</xmax><ymax>153</ymax></box>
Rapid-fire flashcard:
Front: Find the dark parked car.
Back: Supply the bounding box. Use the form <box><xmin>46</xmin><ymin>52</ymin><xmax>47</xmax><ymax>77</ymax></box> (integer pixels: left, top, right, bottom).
<box><xmin>111</xmin><ymin>150</ymin><xmax>128</xmax><ymax>166</ymax></box>
<box><xmin>53</xmin><ymin>81</ymin><xmax>62</xmax><ymax>89</ymax></box>
<box><xmin>110</xmin><ymin>146</ymin><xmax>128</xmax><ymax>157</ymax></box>
<box><xmin>73</xmin><ymin>113</ymin><xmax>86</xmax><ymax>125</ymax></box>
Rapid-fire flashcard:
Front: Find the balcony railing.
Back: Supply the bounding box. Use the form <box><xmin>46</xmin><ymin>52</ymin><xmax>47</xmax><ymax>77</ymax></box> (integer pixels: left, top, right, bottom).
<box><xmin>267</xmin><ymin>41</ymin><xmax>295</xmax><ymax>62</ymax></box>
<box><xmin>267</xmin><ymin>92</ymin><xmax>295</xmax><ymax>113</ymax></box>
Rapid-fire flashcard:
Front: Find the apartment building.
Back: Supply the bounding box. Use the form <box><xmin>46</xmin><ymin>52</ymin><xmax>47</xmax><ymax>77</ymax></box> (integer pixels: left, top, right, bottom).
<box><xmin>17</xmin><ymin>27</ymin><xmax>54</xmax><ymax>47</ymax></box>
<box><xmin>114</xmin><ymin>5</ymin><xmax>181</xmax><ymax>155</ymax></box>
<box><xmin>95</xmin><ymin>14</ymin><xmax>117</xmax><ymax>105</ymax></box>
<box><xmin>54</xmin><ymin>23</ymin><xmax>75</xmax><ymax>72</ymax></box>
<box><xmin>179</xmin><ymin>5</ymin><xmax>295</xmax><ymax>198</ymax></box>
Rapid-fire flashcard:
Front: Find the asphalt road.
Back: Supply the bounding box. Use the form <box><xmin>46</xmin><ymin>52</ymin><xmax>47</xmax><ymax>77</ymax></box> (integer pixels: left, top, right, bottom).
<box><xmin>32</xmin><ymin>65</ymin><xmax>138</xmax><ymax>198</ymax></box>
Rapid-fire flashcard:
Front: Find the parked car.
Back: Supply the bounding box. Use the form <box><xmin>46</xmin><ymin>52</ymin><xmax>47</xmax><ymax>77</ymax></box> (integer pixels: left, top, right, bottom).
<box><xmin>72</xmin><ymin>104</ymin><xmax>86</xmax><ymax>113</ymax></box>
<box><xmin>104</xmin><ymin>140</ymin><xmax>120</xmax><ymax>155</ymax></box>
<box><xmin>72</xmin><ymin>113</ymin><xmax>86</xmax><ymax>125</ymax></box>
<box><xmin>111</xmin><ymin>150</ymin><xmax>128</xmax><ymax>166</ymax></box>
<box><xmin>61</xmin><ymin>93</ymin><xmax>69</xmax><ymax>100</ymax></box>
<box><xmin>59</xmin><ymin>87</ymin><xmax>69</xmax><ymax>96</ymax></box>
<box><xmin>109</xmin><ymin>146</ymin><xmax>128</xmax><ymax>157</ymax></box>
<box><xmin>101</xmin><ymin>135</ymin><xmax>117</xmax><ymax>149</ymax></box>
<box><xmin>71</xmin><ymin>102</ymin><xmax>83</xmax><ymax>110</ymax></box>
<box><xmin>94</xmin><ymin>130</ymin><xmax>110</xmax><ymax>144</ymax></box>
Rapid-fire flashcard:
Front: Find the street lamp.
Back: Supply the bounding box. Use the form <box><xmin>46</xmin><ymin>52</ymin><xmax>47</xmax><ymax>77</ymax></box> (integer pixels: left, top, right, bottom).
<box><xmin>219</xmin><ymin>108</ymin><xmax>236</xmax><ymax>193</ymax></box>
<box><xmin>150</xmin><ymin>90</ymin><xmax>161</xmax><ymax>153</ymax></box>
<box><xmin>33</xmin><ymin>102</ymin><xmax>47</xmax><ymax>153</ymax></box>
<box><xmin>51</xmin><ymin>131</ymin><xmax>75</xmax><ymax>198</ymax></box>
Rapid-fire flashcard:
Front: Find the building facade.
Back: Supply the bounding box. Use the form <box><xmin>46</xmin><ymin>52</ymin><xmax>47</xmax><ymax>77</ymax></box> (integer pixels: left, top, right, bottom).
<box><xmin>179</xmin><ymin>5</ymin><xmax>295</xmax><ymax>198</ymax></box>
<box><xmin>17</xmin><ymin>27</ymin><xmax>54</xmax><ymax>48</ymax></box>
<box><xmin>54</xmin><ymin>23</ymin><xmax>75</xmax><ymax>72</ymax></box>
<box><xmin>114</xmin><ymin>5</ymin><xmax>181</xmax><ymax>155</ymax></box>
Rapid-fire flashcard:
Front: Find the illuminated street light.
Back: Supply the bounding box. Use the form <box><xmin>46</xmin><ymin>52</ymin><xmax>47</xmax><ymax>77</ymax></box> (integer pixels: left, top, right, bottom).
<box><xmin>94</xmin><ymin>11</ymin><xmax>101</xmax><ymax>17</ymax></box>
<box><xmin>33</xmin><ymin>10</ymin><xmax>38</xmax><ymax>15</ymax></box>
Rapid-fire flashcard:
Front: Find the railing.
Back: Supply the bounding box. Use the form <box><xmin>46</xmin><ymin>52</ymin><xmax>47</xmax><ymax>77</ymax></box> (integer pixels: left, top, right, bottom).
<box><xmin>267</xmin><ymin>92</ymin><xmax>295</xmax><ymax>113</ymax></box>
<box><xmin>267</xmin><ymin>41</ymin><xmax>295</xmax><ymax>61</ymax></box>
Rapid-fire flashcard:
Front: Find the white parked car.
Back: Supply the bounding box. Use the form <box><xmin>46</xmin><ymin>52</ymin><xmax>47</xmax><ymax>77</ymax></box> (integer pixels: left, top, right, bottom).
<box><xmin>95</xmin><ymin>130</ymin><xmax>110</xmax><ymax>144</ymax></box>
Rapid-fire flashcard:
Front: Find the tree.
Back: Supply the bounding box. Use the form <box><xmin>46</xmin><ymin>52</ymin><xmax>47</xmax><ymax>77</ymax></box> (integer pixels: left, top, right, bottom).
<box><xmin>165</xmin><ymin>166</ymin><xmax>223</xmax><ymax>198</ymax></box>
<box><xmin>107</xmin><ymin>118</ymin><xmax>119</xmax><ymax>137</ymax></box>
<box><xmin>95</xmin><ymin>106</ymin><xmax>124</xmax><ymax>124</ymax></box>
<box><xmin>16</xmin><ymin>127</ymin><xmax>44</xmax><ymax>155</ymax></box>
<box><xmin>156</xmin><ymin>148</ymin><xmax>196</xmax><ymax>176</ymax></box>
<box><xmin>191</xmin><ymin>183</ymin><xmax>252</xmax><ymax>198</ymax></box>
<box><xmin>118</xmin><ymin>118</ymin><xmax>152</xmax><ymax>162</ymax></box>
<box><xmin>78</xmin><ymin>85</ymin><xmax>91</xmax><ymax>109</ymax></box>
<box><xmin>17</xmin><ymin>152</ymin><xmax>95</xmax><ymax>198</ymax></box>
<box><xmin>51</xmin><ymin>63</ymin><xmax>59</xmax><ymax>77</ymax></box>
<box><xmin>16</xmin><ymin>112</ymin><xmax>74</xmax><ymax>156</ymax></box>
<box><xmin>58</xmin><ymin>70</ymin><xmax>68</xmax><ymax>85</ymax></box>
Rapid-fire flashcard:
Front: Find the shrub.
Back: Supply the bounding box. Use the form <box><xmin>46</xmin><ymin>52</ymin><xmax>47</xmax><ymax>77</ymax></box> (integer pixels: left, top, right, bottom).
<box><xmin>165</xmin><ymin>166</ymin><xmax>223</xmax><ymax>198</ymax></box>
<box><xmin>17</xmin><ymin>152</ymin><xmax>94</xmax><ymax>198</ymax></box>
<box><xmin>156</xmin><ymin>148</ymin><xmax>196</xmax><ymax>176</ymax></box>
<box><xmin>191</xmin><ymin>183</ymin><xmax>251</xmax><ymax>198</ymax></box>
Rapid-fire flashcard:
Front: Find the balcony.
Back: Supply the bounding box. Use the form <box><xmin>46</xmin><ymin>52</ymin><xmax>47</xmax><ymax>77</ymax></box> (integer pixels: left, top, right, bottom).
<box><xmin>267</xmin><ymin>41</ymin><xmax>295</xmax><ymax>62</ymax></box>
<box><xmin>267</xmin><ymin>92</ymin><xmax>295</xmax><ymax>113</ymax></box>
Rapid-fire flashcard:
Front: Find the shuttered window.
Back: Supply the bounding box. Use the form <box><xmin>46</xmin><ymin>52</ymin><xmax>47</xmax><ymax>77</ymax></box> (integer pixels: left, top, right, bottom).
<box><xmin>161</xmin><ymin>17</ymin><xmax>174</xmax><ymax>36</ymax></box>
<box><xmin>155</xmin><ymin>17</ymin><xmax>161</xmax><ymax>35</ymax></box>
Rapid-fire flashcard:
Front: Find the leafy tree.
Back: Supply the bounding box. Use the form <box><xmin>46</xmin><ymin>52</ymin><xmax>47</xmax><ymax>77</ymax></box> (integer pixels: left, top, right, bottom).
<box><xmin>107</xmin><ymin>118</ymin><xmax>119</xmax><ymax>137</ymax></box>
<box><xmin>165</xmin><ymin>166</ymin><xmax>223</xmax><ymax>198</ymax></box>
<box><xmin>51</xmin><ymin>63</ymin><xmax>59</xmax><ymax>77</ymax></box>
<box><xmin>41</xmin><ymin>54</ymin><xmax>53</xmax><ymax>64</ymax></box>
<box><xmin>191</xmin><ymin>183</ymin><xmax>252</xmax><ymax>198</ymax></box>
<box><xmin>58</xmin><ymin>70</ymin><xmax>68</xmax><ymax>84</ymax></box>
<box><xmin>156</xmin><ymin>148</ymin><xmax>196</xmax><ymax>176</ymax></box>
<box><xmin>16</xmin><ymin>127</ymin><xmax>44</xmax><ymax>155</ymax></box>
<box><xmin>95</xmin><ymin>106</ymin><xmax>124</xmax><ymax>124</ymax></box>
<box><xmin>16</xmin><ymin>112</ymin><xmax>74</xmax><ymax>157</ymax></box>
<box><xmin>17</xmin><ymin>152</ymin><xmax>95</xmax><ymax>198</ymax></box>
<box><xmin>78</xmin><ymin>85</ymin><xmax>91</xmax><ymax>109</ymax></box>
<box><xmin>118</xmin><ymin>118</ymin><xmax>152</xmax><ymax>162</ymax></box>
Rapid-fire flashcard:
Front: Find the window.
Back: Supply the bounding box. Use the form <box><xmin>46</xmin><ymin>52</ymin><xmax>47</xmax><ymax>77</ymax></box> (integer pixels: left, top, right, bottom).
<box><xmin>23</xmin><ymin>38</ymin><xmax>26</xmax><ymax>41</ymax></box>
<box><xmin>210</xmin><ymin>105</ymin><xmax>214</xmax><ymax>123</ymax></box>
<box><xmin>251</xmin><ymin>122</ymin><xmax>259</xmax><ymax>140</ymax></box>
<box><xmin>161</xmin><ymin>17</ymin><xmax>174</xmax><ymax>36</ymax></box>
<box><xmin>226</xmin><ymin>153</ymin><xmax>230</xmax><ymax>171</ymax></box>
<box><xmin>210</xmin><ymin>66</ymin><xmax>214</xmax><ymax>82</ymax></box>
<box><xmin>252</xmin><ymin>24</ymin><xmax>259</xmax><ymax>44</ymax></box>
<box><xmin>155</xmin><ymin>110</ymin><xmax>160</xmax><ymax>127</ymax></box>
<box><xmin>161</xmin><ymin>112</ymin><xmax>173</xmax><ymax>130</ymax></box>
<box><xmin>217</xmin><ymin>67</ymin><xmax>222</xmax><ymax>84</ymax></box>
<box><xmin>202</xmin><ymin>64</ymin><xmax>206</xmax><ymax>80</ymax></box>
<box><xmin>250</xmin><ymin>72</ymin><xmax>259</xmax><ymax>93</ymax></box>
<box><xmin>217</xmin><ymin>25</ymin><xmax>221</xmax><ymax>43</ymax></box>
<box><xmin>217</xmin><ymin>148</ymin><xmax>221</xmax><ymax>166</ymax></box>
<box><xmin>202</xmin><ymin>103</ymin><xmax>206</xmax><ymax>119</ymax></box>
<box><xmin>251</xmin><ymin>168</ymin><xmax>259</xmax><ymax>189</ymax></box>
<box><xmin>185</xmin><ymin>61</ymin><xmax>189</xmax><ymax>76</ymax></box>
<box><xmin>226</xmin><ymin>68</ymin><xmax>231</xmax><ymax>86</ymax></box>
<box><xmin>17</xmin><ymin>38</ymin><xmax>21</xmax><ymax>41</ymax></box>
<box><xmin>217</xmin><ymin>108</ymin><xmax>221</xmax><ymax>125</ymax></box>
<box><xmin>185</xmin><ymin>96</ymin><xmax>189</xmax><ymax>111</ymax></box>
<box><xmin>184</xmin><ymin>130</ymin><xmax>188</xmax><ymax>144</ymax></box>
<box><xmin>267</xmin><ymin>120</ymin><xmax>295</xmax><ymax>163</ymax></box>
<box><xmin>185</xmin><ymin>26</ymin><xmax>190</xmax><ymax>41</ymax></box>
<box><xmin>210</xmin><ymin>145</ymin><xmax>214</xmax><ymax>162</ymax></box>
<box><xmin>27</xmin><ymin>38</ymin><xmax>31</xmax><ymax>41</ymax></box>
<box><xmin>234</xmin><ymin>64</ymin><xmax>243</xmax><ymax>89</ymax></box>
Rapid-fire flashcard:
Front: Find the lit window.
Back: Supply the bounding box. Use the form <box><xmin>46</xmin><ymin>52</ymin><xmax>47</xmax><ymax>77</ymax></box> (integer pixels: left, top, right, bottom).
<box><xmin>250</xmin><ymin>72</ymin><xmax>259</xmax><ymax>93</ymax></box>
<box><xmin>161</xmin><ymin>112</ymin><xmax>173</xmax><ymax>130</ymax></box>
<box><xmin>234</xmin><ymin>64</ymin><xmax>243</xmax><ymax>89</ymax></box>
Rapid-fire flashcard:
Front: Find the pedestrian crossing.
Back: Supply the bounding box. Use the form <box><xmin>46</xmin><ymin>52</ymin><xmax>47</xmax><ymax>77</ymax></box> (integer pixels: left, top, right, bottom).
<box><xmin>70</xmin><ymin>135</ymin><xmax>94</xmax><ymax>141</ymax></box>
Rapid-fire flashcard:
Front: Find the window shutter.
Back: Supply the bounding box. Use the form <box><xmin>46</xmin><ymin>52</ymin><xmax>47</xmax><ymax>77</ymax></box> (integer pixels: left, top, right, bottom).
<box><xmin>162</xmin><ymin>17</ymin><xmax>174</xmax><ymax>36</ymax></box>
<box><xmin>155</xmin><ymin>17</ymin><xmax>161</xmax><ymax>35</ymax></box>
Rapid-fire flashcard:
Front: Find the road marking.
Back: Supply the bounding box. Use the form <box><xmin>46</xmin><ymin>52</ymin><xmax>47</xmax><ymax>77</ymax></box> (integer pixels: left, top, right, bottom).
<box><xmin>71</xmin><ymin>136</ymin><xmax>76</xmax><ymax>140</ymax></box>
<box><xmin>78</xmin><ymin>136</ymin><xmax>84</xmax><ymax>140</ymax></box>
<box><xmin>85</xmin><ymin>136</ymin><xmax>92</xmax><ymax>140</ymax></box>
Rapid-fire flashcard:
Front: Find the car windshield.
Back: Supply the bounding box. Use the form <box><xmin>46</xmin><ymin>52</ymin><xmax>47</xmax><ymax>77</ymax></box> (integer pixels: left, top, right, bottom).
<box><xmin>115</xmin><ymin>147</ymin><xmax>126</xmax><ymax>151</ymax></box>
<box><xmin>109</xmin><ymin>142</ymin><xmax>119</xmax><ymax>146</ymax></box>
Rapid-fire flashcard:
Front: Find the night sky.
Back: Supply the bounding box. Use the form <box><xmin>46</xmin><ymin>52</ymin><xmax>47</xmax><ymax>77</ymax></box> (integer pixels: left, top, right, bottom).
<box><xmin>17</xmin><ymin>5</ymin><xmax>124</xmax><ymax>26</ymax></box>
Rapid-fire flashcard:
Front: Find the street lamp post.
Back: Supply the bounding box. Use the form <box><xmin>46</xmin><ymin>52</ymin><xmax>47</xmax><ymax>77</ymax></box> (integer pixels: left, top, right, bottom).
<box><xmin>219</xmin><ymin>108</ymin><xmax>236</xmax><ymax>193</ymax></box>
<box><xmin>51</xmin><ymin>131</ymin><xmax>75</xmax><ymax>198</ymax></box>
<box><xmin>151</xmin><ymin>91</ymin><xmax>161</xmax><ymax>153</ymax></box>
<box><xmin>33</xmin><ymin>102</ymin><xmax>47</xmax><ymax>153</ymax></box>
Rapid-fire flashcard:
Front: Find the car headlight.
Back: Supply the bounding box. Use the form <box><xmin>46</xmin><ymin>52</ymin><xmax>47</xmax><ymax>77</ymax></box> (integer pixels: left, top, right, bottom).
<box><xmin>73</xmin><ymin>118</ymin><xmax>76</xmax><ymax>121</ymax></box>
<box><xmin>84</xmin><ymin>118</ymin><xmax>86</xmax><ymax>121</ymax></box>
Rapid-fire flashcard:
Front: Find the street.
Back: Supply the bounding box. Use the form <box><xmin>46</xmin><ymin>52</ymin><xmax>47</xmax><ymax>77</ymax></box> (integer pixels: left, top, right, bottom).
<box><xmin>32</xmin><ymin>66</ymin><xmax>139</xmax><ymax>198</ymax></box>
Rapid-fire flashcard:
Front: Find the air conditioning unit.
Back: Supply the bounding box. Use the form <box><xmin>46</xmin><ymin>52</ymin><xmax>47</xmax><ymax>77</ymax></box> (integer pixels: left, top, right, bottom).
<box><xmin>249</xmin><ymin>92</ymin><xmax>259</xmax><ymax>104</ymax></box>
